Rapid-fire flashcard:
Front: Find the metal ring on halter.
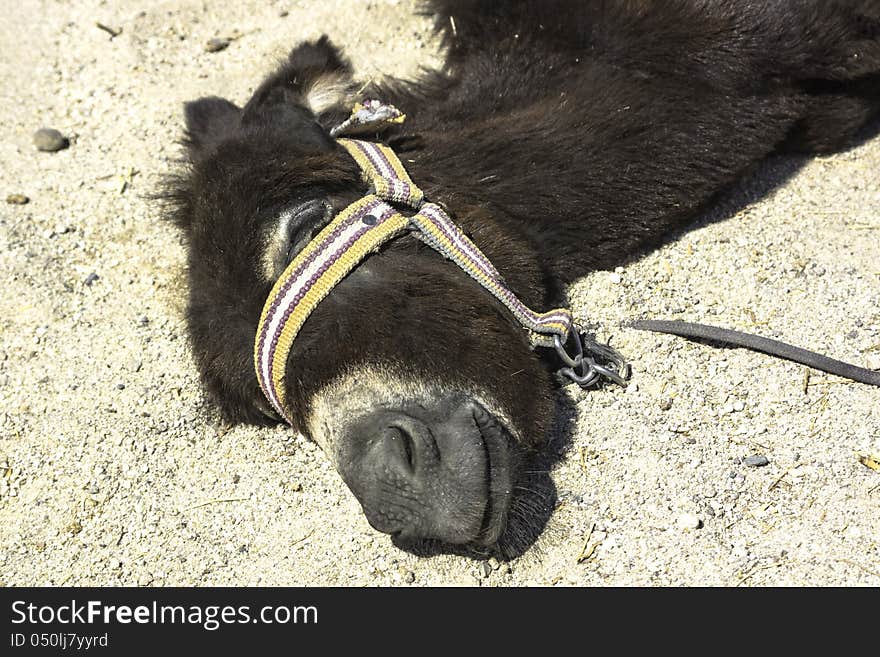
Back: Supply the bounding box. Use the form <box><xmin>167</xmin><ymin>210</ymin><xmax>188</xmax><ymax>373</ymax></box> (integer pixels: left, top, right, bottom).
<box><xmin>553</xmin><ymin>331</ymin><xmax>584</xmax><ymax>369</ymax></box>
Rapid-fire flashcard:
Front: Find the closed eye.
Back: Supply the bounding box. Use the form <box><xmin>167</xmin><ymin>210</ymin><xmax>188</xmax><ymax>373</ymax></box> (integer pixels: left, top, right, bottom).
<box><xmin>285</xmin><ymin>199</ymin><xmax>333</xmax><ymax>265</ymax></box>
<box><xmin>261</xmin><ymin>199</ymin><xmax>333</xmax><ymax>283</ymax></box>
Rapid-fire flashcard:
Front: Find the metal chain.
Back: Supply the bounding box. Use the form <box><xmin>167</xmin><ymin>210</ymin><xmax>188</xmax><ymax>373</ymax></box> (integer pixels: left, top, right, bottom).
<box><xmin>553</xmin><ymin>328</ymin><xmax>631</xmax><ymax>388</ymax></box>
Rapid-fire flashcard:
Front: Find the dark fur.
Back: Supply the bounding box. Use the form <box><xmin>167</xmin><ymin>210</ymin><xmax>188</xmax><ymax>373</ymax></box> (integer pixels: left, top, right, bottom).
<box><xmin>163</xmin><ymin>0</ymin><xmax>880</xmax><ymax>549</ymax></box>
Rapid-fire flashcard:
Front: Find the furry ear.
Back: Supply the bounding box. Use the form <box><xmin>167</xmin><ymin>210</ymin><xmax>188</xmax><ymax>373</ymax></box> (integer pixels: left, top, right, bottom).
<box><xmin>242</xmin><ymin>36</ymin><xmax>356</xmax><ymax>127</ymax></box>
<box><xmin>183</xmin><ymin>96</ymin><xmax>241</xmax><ymax>157</ymax></box>
<box><xmin>288</xmin><ymin>36</ymin><xmax>355</xmax><ymax>115</ymax></box>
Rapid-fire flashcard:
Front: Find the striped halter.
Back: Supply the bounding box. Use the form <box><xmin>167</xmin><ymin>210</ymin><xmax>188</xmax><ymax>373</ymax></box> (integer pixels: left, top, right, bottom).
<box><xmin>254</xmin><ymin>103</ymin><xmax>629</xmax><ymax>423</ymax></box>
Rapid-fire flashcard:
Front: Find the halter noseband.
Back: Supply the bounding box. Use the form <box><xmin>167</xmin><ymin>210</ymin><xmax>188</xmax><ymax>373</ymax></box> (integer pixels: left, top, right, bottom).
<box><xmin>254</xmin><ymin>101</ymin><xmax>629</xmax><ymax>423</ymax></box>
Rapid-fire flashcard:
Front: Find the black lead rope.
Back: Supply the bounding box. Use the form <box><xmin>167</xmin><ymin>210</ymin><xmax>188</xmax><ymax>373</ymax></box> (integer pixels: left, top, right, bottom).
<box><xmin>629</xmin><ymin>319</ymin><xmax>880</xmax><ymax>387</ymax></box>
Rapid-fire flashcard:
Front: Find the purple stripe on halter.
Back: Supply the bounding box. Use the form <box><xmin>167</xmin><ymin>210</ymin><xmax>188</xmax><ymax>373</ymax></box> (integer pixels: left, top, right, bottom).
<box><xmin>262</xmin><ymin>224</ymin><xmax>372</xmax><ymax>405</ymax></box>
<box><xmin>491</xmin><ymin>287</ymin><xmax>570</xmax><ymax>333</ymax></box>
<box><xmin>353</xmin><ymin>141</ymin><xmax>395</xmax><ymax>180</ymax></box>
<box><xmin>261</xmin><ymin>203</ymin><xmax>397</xmax><ymax>403</ymax></box>
<box><xmin>362</xmin><ymin>141</ymin><xmax>397</xmax><ymax>178</ymax></box>
<box><xmin>256</xmin><ymin>215</ymin><xmax>360</xmax><ymax>395</ymax></box>
<box><xmin>418</xmin><ymin>205</ymin><xmax>502</xmax><ymax>282</ymax></box>
<box><xmin>256</xmin><ymin>198</ymin><xmax>384</xmax><ymax>389</ymax></box>
<box><xmin>386</xmin><ymin>179</ymin><xmax>416</xmax><ymax>203</ymax></box>
<box><xmin>416</xmin><ymin>204</ymin><xmax>573</xmax><ymax>336</ymax></box>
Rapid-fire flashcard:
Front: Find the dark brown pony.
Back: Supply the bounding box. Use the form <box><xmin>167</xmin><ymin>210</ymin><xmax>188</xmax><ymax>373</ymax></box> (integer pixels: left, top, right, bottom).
<box><xmin>163</xmin><ymin>0</ymin><xmax>880</xmax><ymax>552</ymax></box>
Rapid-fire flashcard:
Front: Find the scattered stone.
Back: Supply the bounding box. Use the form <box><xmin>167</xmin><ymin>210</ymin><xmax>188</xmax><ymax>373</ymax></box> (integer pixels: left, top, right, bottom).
<box><xmin>677</xmin><ymin>513</ymin><xmax>702</xmax><ymax>530</ymax></box>
<box><xmin>205</xmin><ymin>37</ymin><xmax>230</xmax><ymax>53</ymax></box>
<box><xmin>33</xmin><ymin>128</ymin><xmax>69</xmax><ymax>152</ymax></box>
<box><xmin>659</xmin><ymin>398</ymin><xmax>673</xmax><ymax>411</ymax></box>
<box><xmin>609</xmin><ymin>272</ymin><xmax>622</xmax><ymax>284</ymax></box>
<box><xmin>404</xmin><ymin>571</ymin><xmax>415</xmax><ymax>584</ymax></box>
<box><xmin>743</xmin><ymin>454</ymin><xmax>769</xmax><ymax>467</ymax></box>
<box><xmin>95</xmin><ymin>22</ymin><xmax>122</xmax><ymax>38</ymax></box>
<box><xmin>626</xmin><ymin>382</ymin><xmax>639</xmax><ymax>393</ymax></box>
<box><xmin>732</xmin><ymin>400</ymin><xmax>745</xmax><ymax>412</ymax></box>
<box><xmin>231</xmin><ymin>474</ymin><xmax>240</xmax><ymax>484</ymax></box>
<box><xmin>116</xmin><ymin>383</ymin><xmax>125</xmax><ymax>390</ymax></box>
<box><xmin>128</xmin><ymin>359</ymin><xmax>142</xmax><ymax>373</ymax></box>
<box><xmin>480</xmin><ymin>562</ymin><xmax>492</xmax><ymax>577</ymax></box>
<box><xmin>83</xmin><ymin>272</ymin><xmax>99</xmax><ymax>286</ymax></box>
<box><xmin>279</xmin><ymin>9</ymin><xmax>289</xmax><ymax>17</ymax></box>
<box><xmin>6</xmin><ymin>194</ymin><xmax>29</xmax><ymax>205</ymax></box>
<box><xmin>137</xmin><ymin>315</ymin><xmax>149</xmax><ymax>326</ymax></box>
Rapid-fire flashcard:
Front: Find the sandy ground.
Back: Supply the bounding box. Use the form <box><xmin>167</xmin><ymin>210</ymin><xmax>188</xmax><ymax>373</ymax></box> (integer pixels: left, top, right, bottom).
<box><xmin>1</xmin><ymin>0</ymin><xmax>878</xmax><ymax>586</ymax></box>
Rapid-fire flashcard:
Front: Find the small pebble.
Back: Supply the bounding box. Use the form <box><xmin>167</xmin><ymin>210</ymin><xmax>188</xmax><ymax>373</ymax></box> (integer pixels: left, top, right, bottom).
<box><xmin>626</xmin><ymin>382</ymin><xmax>639</xmax><ymax>393</ymax></box>
<box><xmin>659</xmin><ymin>398</ymin><xmax>673</xmax><ymax>411</ymax></box>
<box><xmin>6</xmin><ymin>194</ymin><xmax>29</xmax><ymax>205</ymax></box>
<box><xmin>404</xmin><ymin>571</ymin><xmax>415</xmax><ymax>584</ymax></box>
<box><xmin>83</xmin><ymin>272</ymin><xmax>99</xmax><ymax>286</ymax></box>
<box><xmin>743</xmin><ymin>455</ymin><xmax>769</xmax><ymax>467</ymax></box>
<box><xmin>480</xmin><ymin>562</ymin><xmax>492</xmax><ymax>578</ymax></box>
<box><xmin>205</xmin><ymin>37</ymin><xmax>230</xmax><ymax>53</ymax></box>
<box><xmin>732</xmin><ymin>400</ymin><xmax>745</xmax><ymax>412</ymax></box>
<box><xmin>137</xmin><ymin>315</ymin><xmax>149</xmax><ymax>326</ymax></box>
<box><xmin>609</xmin><ymin>272</ymin><xmax>622</xmax><ymax>284</ymax></box>
<box><xmin>116</xmin><ymin>383</ymin><xmax>125</xmax><ymax>390</ymax></box>
<box><xmin>677</xmin><ymin>513</ymin><xmax>702</xmax><ymax>530</ymax></box>
<box><xmin>33</xmin><ymin>128</ymin><xmax>69</xmax><ymax>152</ymax></box>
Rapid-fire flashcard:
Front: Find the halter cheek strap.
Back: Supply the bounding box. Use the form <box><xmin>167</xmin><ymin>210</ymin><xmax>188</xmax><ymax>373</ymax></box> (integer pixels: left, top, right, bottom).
<box><xmin>255</xmin><ymin>113</ymin><xmax>629</xmax><ymax>423</ymax></box>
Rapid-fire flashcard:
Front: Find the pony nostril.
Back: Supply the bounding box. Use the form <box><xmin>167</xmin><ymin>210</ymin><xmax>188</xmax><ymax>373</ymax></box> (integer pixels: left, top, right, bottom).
<box><xmin>385</xmin><ymin>425</ymin><xmax>415</xmax><ymax>471</ymax></box>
